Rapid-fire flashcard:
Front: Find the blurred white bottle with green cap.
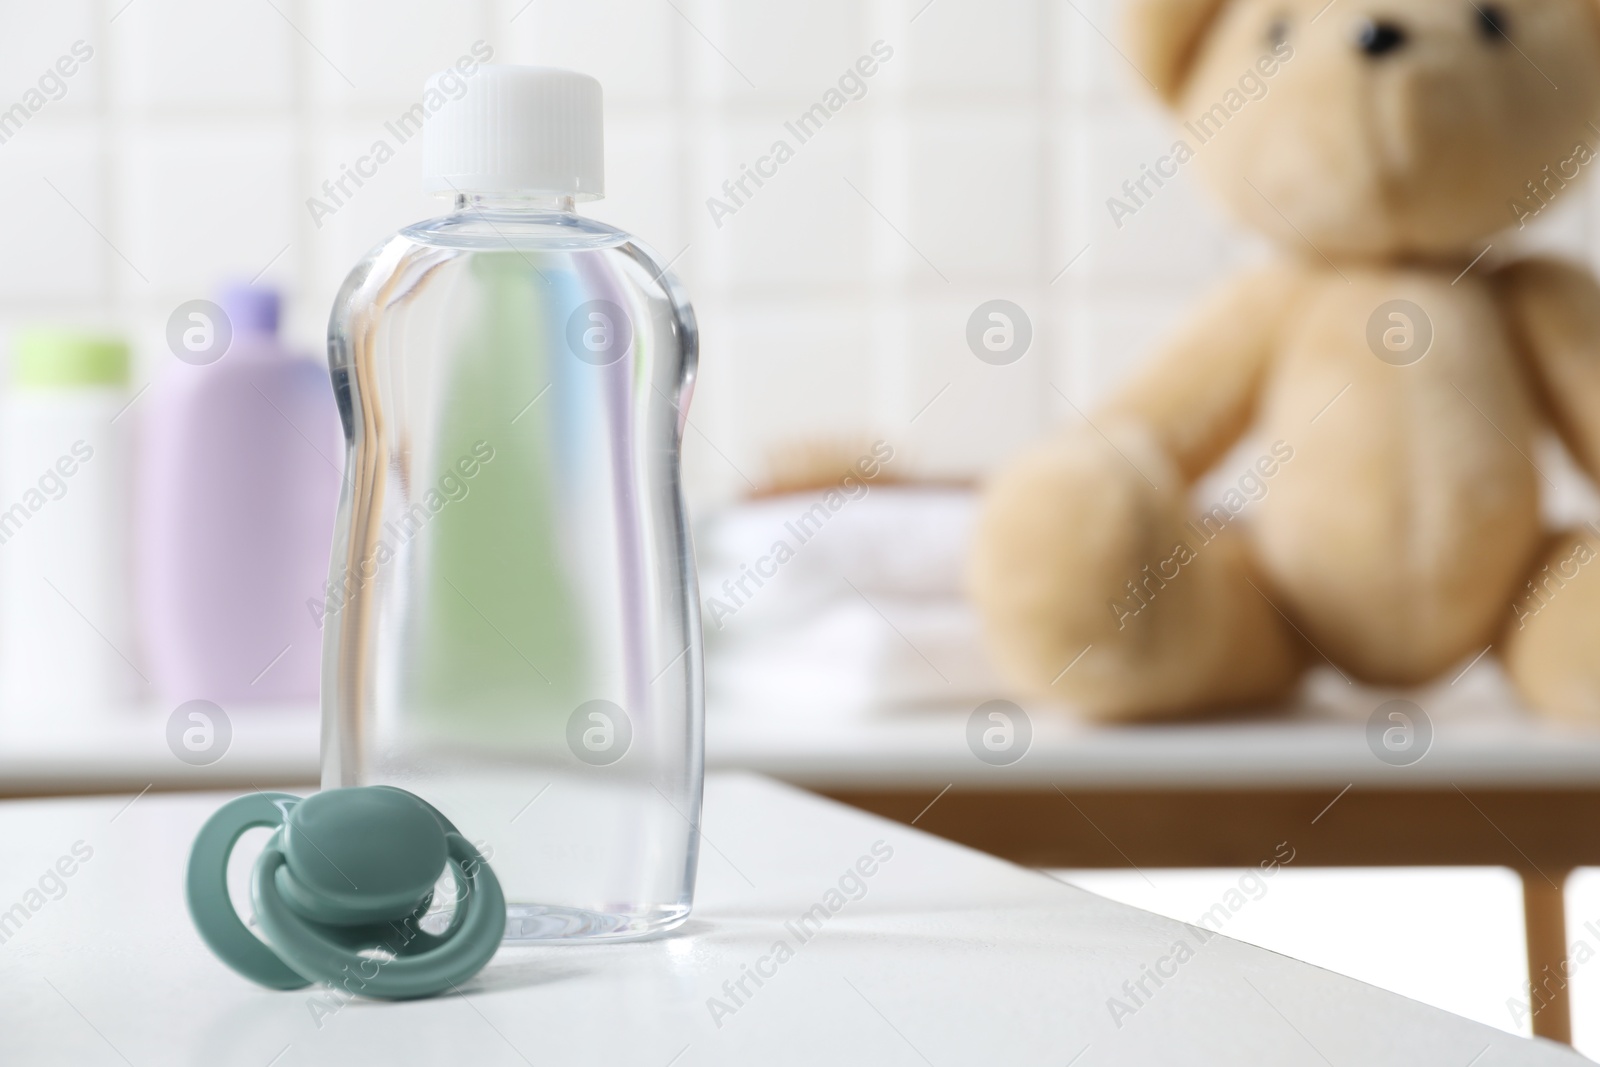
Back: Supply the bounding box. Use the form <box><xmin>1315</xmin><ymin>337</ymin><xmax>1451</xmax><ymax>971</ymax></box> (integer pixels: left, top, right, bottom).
<box><xmin>0</xmin><ymin>329</ymin><xmax>141</xmax><ymax>720</ymax></box>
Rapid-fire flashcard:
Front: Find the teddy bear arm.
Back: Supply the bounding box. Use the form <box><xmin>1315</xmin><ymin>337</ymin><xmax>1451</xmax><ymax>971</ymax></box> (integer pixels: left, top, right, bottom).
<box><xmin>1496</xmin><ymin>257</ymin><xmax>1600</xmax><ymax>481</ymax></box>
<box><xmin>1097</xmin><ymin>265</ymin><xmax>1306</xmax><ymax>483</ymax></box>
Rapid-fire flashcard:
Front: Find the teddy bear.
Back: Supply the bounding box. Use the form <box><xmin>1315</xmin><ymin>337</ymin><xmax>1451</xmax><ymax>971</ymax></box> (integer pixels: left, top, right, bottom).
<box><xmin>970</xmin><ymin>0</ymin><xmax>1600</xmax><ymax>721</ymax></box>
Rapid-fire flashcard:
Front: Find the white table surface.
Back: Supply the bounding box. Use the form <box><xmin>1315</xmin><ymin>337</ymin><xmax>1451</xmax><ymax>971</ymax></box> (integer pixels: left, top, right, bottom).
<box><xmin>709</xmin><ymin>702</ymin><xmax>1600</xmax><ymax>789</ymax></box>
<box><xmin>0</xmin><ymin>773</ymin><xmax>1584</xmax><ymax>1065</ymax></box>
<box><xmin>0</xmin><ymin>704</ymin><xmax>321</xmax><ymax>795</ymax></box>
<box><xmin>8</xmin><ymin>675</ymin><xmax>1600</xmax><ymax>795</ymax></box>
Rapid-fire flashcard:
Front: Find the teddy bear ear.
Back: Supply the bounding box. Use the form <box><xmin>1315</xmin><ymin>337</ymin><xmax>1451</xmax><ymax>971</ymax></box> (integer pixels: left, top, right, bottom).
<box><xmin>1125</xmin><ymin>0</ymin><xmax>1231</xmax><ymax>104</ymax></box>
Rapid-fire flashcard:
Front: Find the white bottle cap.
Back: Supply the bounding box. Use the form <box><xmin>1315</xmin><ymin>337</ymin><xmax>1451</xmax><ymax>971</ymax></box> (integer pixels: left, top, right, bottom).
<box><xmin>422</xmin><ymin>65</ymin><xmax>604</xmax><ymax>200</ymax></box>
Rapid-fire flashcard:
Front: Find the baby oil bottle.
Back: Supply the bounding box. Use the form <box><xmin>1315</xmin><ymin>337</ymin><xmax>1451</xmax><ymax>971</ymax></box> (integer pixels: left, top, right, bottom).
<box><xmin>322</xmin><ymin>66</ymin><xmax>702</xmax><ymax>940</ymax></box>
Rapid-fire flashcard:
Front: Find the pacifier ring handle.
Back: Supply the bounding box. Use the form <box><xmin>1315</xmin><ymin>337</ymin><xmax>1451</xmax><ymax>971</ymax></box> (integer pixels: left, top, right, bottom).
<box><xmin>253</xmin><ymin>833</ymin><xmax>505</xmax><ymax>999</ymax></box>
<box><xmin>186</xmin><ymin>792</ymin><xmax>313</xmax><ymax>990</ymax></box>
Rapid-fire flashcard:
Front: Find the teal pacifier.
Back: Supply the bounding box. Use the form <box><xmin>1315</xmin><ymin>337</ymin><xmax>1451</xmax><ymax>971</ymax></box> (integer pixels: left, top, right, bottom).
<box><xmin>186</xmin><ymin>786</ymin><xmax>505</xmax><ymax>999</ymax></box>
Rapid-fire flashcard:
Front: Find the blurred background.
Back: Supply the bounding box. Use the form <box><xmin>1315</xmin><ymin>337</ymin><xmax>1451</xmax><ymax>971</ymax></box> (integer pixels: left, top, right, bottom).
<box><xmin>4</xmin><ymin>0</ymin><xmax>1598</xmax><ymax>497</ymax></box>
<box><xmin>5</xmin><ymin>0</ymin><xmax>1600</xmax><ymax>479</ymax></box>
<box><xmin>6</xmin><ymin>0</ymin><xmax>1600</xmax><ymax>1052</ymax></box>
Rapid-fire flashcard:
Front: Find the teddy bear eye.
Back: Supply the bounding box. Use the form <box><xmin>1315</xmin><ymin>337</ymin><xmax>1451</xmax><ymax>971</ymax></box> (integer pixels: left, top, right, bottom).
<box><xmin>1266</xmin><ymin>15</ymin><xmax>1290</xmax><ymax>47</ymax></box>
<box><xmin>1477</xmin><ymin>3</ymin><xmax>1510</xmax><ymax>43</ymax></box>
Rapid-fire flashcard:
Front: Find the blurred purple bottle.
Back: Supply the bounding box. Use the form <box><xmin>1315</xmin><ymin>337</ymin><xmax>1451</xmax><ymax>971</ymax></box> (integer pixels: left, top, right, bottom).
<box><xmin>139</xmin><ymin>284</ymin><xmax>342</xmax><ymax>705</ymax></box>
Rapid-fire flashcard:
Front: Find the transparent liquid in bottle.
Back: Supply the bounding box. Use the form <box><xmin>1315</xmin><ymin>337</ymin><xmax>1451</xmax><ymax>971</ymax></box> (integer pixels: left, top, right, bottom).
<box><xmin>321</xmin><ymin>194</ymin><xmax>702</xmax><ymax>941</ymax></box>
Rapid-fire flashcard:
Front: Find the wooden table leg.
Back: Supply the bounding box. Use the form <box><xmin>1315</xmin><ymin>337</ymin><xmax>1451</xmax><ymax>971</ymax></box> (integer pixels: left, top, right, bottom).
<box><xmin>1521</xmin><ymin>868</ymin><xmax>1573</xmax><ymax>1044</ymax></box>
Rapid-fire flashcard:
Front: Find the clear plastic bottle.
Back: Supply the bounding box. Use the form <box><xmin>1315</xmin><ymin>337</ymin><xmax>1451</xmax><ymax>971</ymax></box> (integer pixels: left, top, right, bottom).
<box><xmin>321</xmin><ymin>66</ymin><xmax>702</xmax><ymax>941</ymax></box>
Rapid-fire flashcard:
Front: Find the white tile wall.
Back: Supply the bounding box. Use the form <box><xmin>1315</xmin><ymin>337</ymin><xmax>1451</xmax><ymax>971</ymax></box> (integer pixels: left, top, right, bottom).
<box><xmin>3</xmin><ymin>0</ymin><xmax>1598</xmax><ymax>510</ymax></box>
<box><xmin>115</xmin><ymin>0</ymin><xmax>294</xmax><ymax>111</ymax></box>
<box><xmin>0</xmin><ymin>128</ymin><xmax>106</xmax><ymax>306</ymax></box>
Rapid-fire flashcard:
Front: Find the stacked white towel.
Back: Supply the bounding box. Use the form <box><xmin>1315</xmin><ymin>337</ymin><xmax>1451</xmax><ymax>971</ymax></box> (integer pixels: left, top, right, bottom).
<box><xmin>697</xmin><ymin>485</ymin><xmax>1005</xmax><ymax>719</ymax></box>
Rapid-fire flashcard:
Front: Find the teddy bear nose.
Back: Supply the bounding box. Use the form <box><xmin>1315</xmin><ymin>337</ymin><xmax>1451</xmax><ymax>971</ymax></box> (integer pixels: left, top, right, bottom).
<box><xmin>1355</xmin><ymin>18</ymin><xmax>1408</xmax><ymax>57</ymax></box>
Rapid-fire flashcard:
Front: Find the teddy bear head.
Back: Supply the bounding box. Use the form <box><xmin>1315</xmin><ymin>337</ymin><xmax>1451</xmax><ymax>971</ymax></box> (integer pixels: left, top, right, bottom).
<box><xmin>1127</xmin><ymin>0</ymin><xmax>1600</xmax><ymax>259</ymax></box>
